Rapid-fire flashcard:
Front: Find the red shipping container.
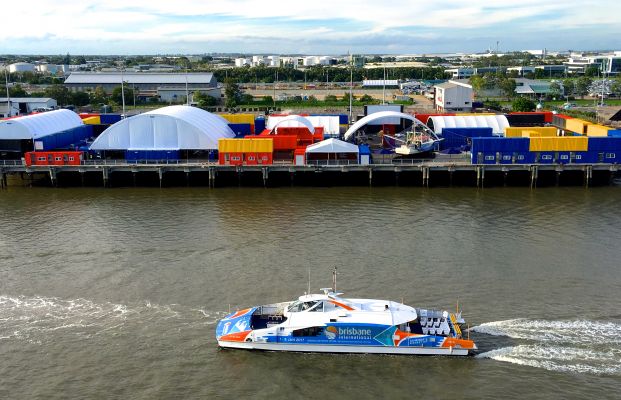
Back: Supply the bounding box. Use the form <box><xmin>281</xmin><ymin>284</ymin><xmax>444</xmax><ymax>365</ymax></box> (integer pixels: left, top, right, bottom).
<box><xmin>415</xmin><ymin>113</ymin><xmax>456</xmax><ymax>125</ymax></box>
<box><xmin>25</xmin><ymin>151</ymin><xmax>83</xmax><ymax>166</ymax></box>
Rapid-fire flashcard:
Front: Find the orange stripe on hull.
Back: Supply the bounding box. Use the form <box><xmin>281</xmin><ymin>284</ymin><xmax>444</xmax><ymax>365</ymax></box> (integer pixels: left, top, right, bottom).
<box><xmin>219</xmin><ymin>330</ymin><xmax>252</xmax><ymax>342</ymax></box>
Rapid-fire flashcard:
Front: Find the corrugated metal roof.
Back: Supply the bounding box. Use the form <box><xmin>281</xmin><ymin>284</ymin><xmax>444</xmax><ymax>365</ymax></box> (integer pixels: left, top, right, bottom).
<box><xmin>0</xmin><ymin>97</ymin><xmax>55</xmax><ymax>102</ymax></box>
<box><xmin>434</xmin><ymin>82</ymin><xmax>458</xmax><ymax>89</ymax></box>
<box><xmin>65</xmin><ymin>73</ymin><xmax>215</xmax><ymax>85</ymax></box>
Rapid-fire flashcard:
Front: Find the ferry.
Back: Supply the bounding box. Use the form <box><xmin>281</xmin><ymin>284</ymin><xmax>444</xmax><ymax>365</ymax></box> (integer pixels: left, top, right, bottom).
<box><xmin>216</xmin><ymin>270</ymin><xmax>476</xmax><ymax>356</ymax></box>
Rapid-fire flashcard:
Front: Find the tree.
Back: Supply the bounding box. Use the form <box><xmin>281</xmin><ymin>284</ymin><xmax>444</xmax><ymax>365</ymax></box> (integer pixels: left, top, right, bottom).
<box><xmin>63</xmin><ymin>53</ymin><xmax>71</xmax><ymax>65</ymax></box>
<box><xmin>224</xmin><ymin>78</ymin><xmax>241</xmax><ymax>108</ymax></box>
<box><xmin>9</xmin><ymin>84</ymin><xmax>27</xmax><ymax>97</ymax></box>
<box><xmin>70</xmin><ymin>91</ymin><xmax>91</xmax><ymax>106</ymax></box>
<box><xmin>575</xmin><ymin>76</ymin><xmax>592</xmax><ymax>98</ymax></box>
<box><xmin>469</xmin><ymin>75</ymin><xmax>486</xmax><ymax>93</ymax></box>
<box><xmin>91</xmin><ymin>86</ymin><xmax>108</xmax><ymax>105</ymax></box>
<box><xmin>359</xmin><ymin>94</ymin><xmax>374</xmax><ymax>103</ymax></box>
<box><xmin>611</xmin><ymin>77</ymin><xmax>621</xmax><ymax>97</ymax></box>
<box><xmin>584</xmin><ymin>66</ymin><xmax>599</xmax><ymax>77</ymax></box>
<box><xmin>44</xmin><ymin>84</ymin><xmax>71</xmax><ymax>106</ymax></box>
<box><xmin>499</xmin><ymin>77</ymin><xmax>517</xmax><ymax>100</ymax></box>
<box><xmin>549</xmin><ymin>82</ymin><xmax>563</xmax><ymax>99</ymax></box>
<box><xmin>111</xmin><ymin>86</ymin><xmax>134</xmax><ymax>105</ymax></box>
<box><xmin>562</xmin><ymin>79</ymin><xmax>575</xmax><ymax>98</ymax></box>
<box><xmin>512</xmin><ymin>97</ymin><xmax>536</xmax><ymax>112</ymax></box>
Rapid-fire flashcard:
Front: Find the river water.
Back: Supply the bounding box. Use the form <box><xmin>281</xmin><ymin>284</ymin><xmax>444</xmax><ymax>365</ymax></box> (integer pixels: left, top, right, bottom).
<box><xmin>1</xmin><ymin>186</ymin><xmax>620</xmax><ymax>399</ymax></box>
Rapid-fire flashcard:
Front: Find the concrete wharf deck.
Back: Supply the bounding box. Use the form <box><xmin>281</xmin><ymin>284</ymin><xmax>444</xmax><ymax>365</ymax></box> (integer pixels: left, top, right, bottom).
<box><xmin>1</xmin><ymin>158</ymin><xmax>618</xmax><ymax>188</ymax></box>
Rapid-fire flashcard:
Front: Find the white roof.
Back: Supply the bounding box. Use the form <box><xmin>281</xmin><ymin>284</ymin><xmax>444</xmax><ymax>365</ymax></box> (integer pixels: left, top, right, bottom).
<box><xmin>344</xmin><ymin>111</ymin><xmax>430</xmax><ymax>140</ymax></box>
<box><xmin>0</xmin><ymin>97</ymin><xmax>55</xmax><ymax>103</ymax></box>
<box><xmin>89</xmin><ymin>105</ymin><xmax>234</xmax><ymax>150</ymax></box>
<box><xmin>427</xmin><ymin>115</ymin><xmax>509</xmax><ymax>134</ymax></box>
<box><xmin>267</xmin><ymin>115</ymin><xmax>340</xmax><ymax>135</ymax></box>
<box><xmin>65</xmin><ymin>72</ymin><xmax>215</xmax><ymax>85</ymax></box>
<box><xmin>0</xmin><ymin>109</ymin><xmax>83</xmax><ymax>140</ymax></box>
<box><xmin>305</xmin><ymin>138</ymin><xmax>359</xmax><ymax>154</ymax></box>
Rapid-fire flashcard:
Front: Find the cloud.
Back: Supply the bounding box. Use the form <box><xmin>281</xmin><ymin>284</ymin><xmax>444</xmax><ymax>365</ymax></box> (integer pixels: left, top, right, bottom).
<box><xmin>1</xmin><ymin>0</ymin><xmax>619</xmax><ymax>54</ymax></box>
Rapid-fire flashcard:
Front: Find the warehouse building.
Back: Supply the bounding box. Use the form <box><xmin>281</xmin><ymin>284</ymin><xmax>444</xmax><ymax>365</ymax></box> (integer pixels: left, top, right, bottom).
<box><xmin>0</xmin><ymin>97</ymin><xmax>57</xmax><ymax>117</ymax></box>
<box><xmin>64</xmin><ymin>72</ymin><xmax>220</xmax><ymax>103</ymax></box>
<box><xmin>434</xmin><ymin>80</ymin><xmax>474</xmax><ymax>112</ymax></box>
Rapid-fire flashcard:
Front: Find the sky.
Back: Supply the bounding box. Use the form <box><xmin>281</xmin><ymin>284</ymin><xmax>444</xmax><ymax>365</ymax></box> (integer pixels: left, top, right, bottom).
<box><xmin>1</xmin><ymin>0</ymin><xmax>620</xmax><ymax>55</ymax></box>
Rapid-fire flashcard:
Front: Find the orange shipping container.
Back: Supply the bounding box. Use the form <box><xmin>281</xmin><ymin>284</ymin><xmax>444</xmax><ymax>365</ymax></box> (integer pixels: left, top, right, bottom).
<box><xmin>586</xmin><ymin>124</ymin><xmax>611</xmax><ymax>137</ymax></box>
<box><xmin>529</xmin><ymin>137</ymin><xmax>588</xmax><ymax>151</ymax></box>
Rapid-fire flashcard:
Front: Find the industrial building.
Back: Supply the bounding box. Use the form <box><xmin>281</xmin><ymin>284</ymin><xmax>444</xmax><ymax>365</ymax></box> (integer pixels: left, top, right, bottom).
<box><xmin>434</xmin><ymin>80</ymin><xmax>474</xmax><ymax>112</ymax></box>
<box><xmin>64</xmin><ymin>72</ymin><xmax>220</xmax><ymax>103</ymax></box>
<box><xmin>0</xmin><ymin>97</ymin><xmax>57</xmax><ymax>118</ymax></box>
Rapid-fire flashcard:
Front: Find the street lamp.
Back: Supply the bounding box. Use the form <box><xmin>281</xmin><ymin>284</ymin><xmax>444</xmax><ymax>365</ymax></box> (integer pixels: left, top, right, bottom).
<box><xmin>4</xmin><ymin>65</ymin><xmax>11</xmax><ymax>117</ymax></box>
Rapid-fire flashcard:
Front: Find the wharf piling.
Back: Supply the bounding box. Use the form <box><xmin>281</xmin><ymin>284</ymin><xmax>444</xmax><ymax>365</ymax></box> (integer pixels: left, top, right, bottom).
<box><xmin>0</xmin><ymin>161</ymin><xmax>618</xmax><ymax>188</ymax></box>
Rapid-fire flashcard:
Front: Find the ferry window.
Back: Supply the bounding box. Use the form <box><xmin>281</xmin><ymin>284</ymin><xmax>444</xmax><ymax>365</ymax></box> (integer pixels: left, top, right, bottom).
<box><xmin>287</xmin><ymin>301</ymin><xmax>303</xmax><ymax>312</ymax></box>
<box><xmin>308</xmin><ymin>302</ymin><xmax>324</xmax><ymax>312</ymax></box>
<box><xmin>292</xmin><ymin>327</ymin><xmax>324</xmax><ymax>337</ymax></box>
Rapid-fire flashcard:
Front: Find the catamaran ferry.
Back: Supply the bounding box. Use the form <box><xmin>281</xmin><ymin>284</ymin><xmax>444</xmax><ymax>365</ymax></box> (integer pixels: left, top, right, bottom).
<box><xmin>216</xmin><ymin>270</ymin><xmax>476</xmax><ymax>356</ymax></box>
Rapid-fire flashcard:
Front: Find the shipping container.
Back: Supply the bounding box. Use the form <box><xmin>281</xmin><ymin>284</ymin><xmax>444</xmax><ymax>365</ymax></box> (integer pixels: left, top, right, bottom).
<box><xmin>125</xmin><ymin>150</ymin><xmax>179</xmax><ymax>161</ymax></box>
<box><xmin>24</xmin><ymin>151</ymin><xmax>83</xmax><ymax>166</ymax></box>
<box><xmin>415</xmin><ymin>113</ymin><xmax>455</xmax><ymax>125</ymax></box>
<box><xmin>440</xmin><ymin>127</ymin><xmax>493</xmax><ymax>149</ymax></box>
<box><xmin>219</xmin><ymin>113</ymin><xmax>255</xmax><ymax>125</ymax></box>
<box><xmin>294</xmin><ymin>147</ymin><xmax>306</xmax><ymax>165</ymax></box>
<box><xmin>505</xmin><ymin>126</ymin><xmax>557</xmax><ymax>137</ymax></box>
<box><xmin>565</xmin><ymin>118</ymin><xmax>591</xmax><ymax>135</ymax></box>
<box><xmin>33</xmin><ymin>125</ymin><xmax>94</xmax><ymax>151</ymax></box>
<box><xmin>529</xmin><ymin>137</ymin><xmax>588</xmax><ymax>152</ymax></box>
<box><xmin>552</xmin><ymin>114</ymin><xmax>572</xmax><ymax>129</ymax></box>
<box><xmin>245</xmin><ymin>135</ymin><xmax>297</xmax><ymax>150</ymax></box>
<box><xmin>534</xmin><ymin>152</ymin><xmax>556</xmax><ymax>163</ymax></box>
<box><xmin>228</xmin><ymin>123</ymin><xmax>252</xmax><ymax>137</ymax></box>
<box><xmin>586</xmin><ymin>124</ymin><xmax>611</xmax><ymax>137</ymax></box>
<box><xmin>572</xmin><ymin>152</ymin><xmax>597</xmax><ymax>164</ymax></box>
<box><xmin>82</xmin><ymin>116</ymin><xmax>101</xmax><ymax>125</ymax></box>
<box><xmin>471</xmin><ymin>137</ymin><xmax>530</xmax><ymax>153</ymax></box>
<box><xmin>608</xmin><ymin>130</ymin><xmax>621</xmax><ymax>137</ymax></box>
<box><xmin>100</xmin><ymin>114</ymin><xmax>122</xmax><ymax>124</ymax></box>
<box><xmin>509</xmin><ymin>111</ymin><xmax>553</xmax><ymax>123</ymax></box>
<box><xmin>587</xmin><ymin>137</ymin><xmax>621</xmax><ymax>152</ymax></box>
<box><xmin>505</xmin><ymin>113</ymin><xmax>547</xmax><ymax>126</ymax></box>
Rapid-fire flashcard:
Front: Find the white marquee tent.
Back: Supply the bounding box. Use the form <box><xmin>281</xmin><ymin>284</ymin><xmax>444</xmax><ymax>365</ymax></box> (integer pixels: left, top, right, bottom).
<box><xmin>90</xmin><ymin>106</ymin><xmax>234</xmax><ymax>150</ymax></box>
<box><xmin>426</xmin><ymin>115</ymin><xmax>509</xmax><ymax>135</ymax></box>
<box><xmin>0</xmin><ymin>109</ymin><xmax>83</xmax><ymax>140</ymax></box>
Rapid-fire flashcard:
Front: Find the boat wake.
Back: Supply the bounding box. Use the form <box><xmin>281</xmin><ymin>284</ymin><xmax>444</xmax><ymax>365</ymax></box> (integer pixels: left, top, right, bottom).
<box><xmin>472</xmin><ymin>319</ymin><xmax>621</xmax><ymax>375</ymax></box>
<box><xmin>0</xmin><ymin>294</ymin><xmax>226</xmax><ymax>345</ymax></box>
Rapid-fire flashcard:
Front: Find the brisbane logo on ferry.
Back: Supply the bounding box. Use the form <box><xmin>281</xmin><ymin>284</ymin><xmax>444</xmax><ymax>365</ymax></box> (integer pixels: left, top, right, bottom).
<box><xmin>325</xmin><ymin>326</ymin><xmax>372</xmax><ymax>340</ymax></box>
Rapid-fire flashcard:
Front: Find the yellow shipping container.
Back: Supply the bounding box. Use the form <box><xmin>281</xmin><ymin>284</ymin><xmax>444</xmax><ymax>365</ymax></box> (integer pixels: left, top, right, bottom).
<box><xmin>219</xmin><ymin>113</ymin><xmax>256</xmax><ymax>125</ymax></box>
<box><xmin>218</xmin><ymin>138</ymin><xmax>273</xmax><ymax>153</ymax></box>
<box><xmin>506</xmin><ymin>126</ymin><xmax>557</xmax><ymax>137</ymax></box>
<box><xmin>565</xmin><ymin>118</ymin><xmax>591</xmax><ymax>135</ymax></box>
<box><xmin>82</xmin><ymin>116</ymin><xmax>101</xmax><ymax>125</ymax></box>
<box><xmin>529</xmin><ymin>137</ymin><xmax>588</xmax><ymax>152</ymax></box>
<box><xmin>586</xmin><ymin>124</ymin><xmax>611</xmax><ymax>137</ymax></box>
<box><xmin>521</xmin><ymin>131</ymin><xmax>540</xmax><ymax>137</ymax></box>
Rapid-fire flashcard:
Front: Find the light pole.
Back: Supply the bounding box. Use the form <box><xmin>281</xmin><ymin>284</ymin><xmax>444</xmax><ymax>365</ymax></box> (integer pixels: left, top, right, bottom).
<box><xmin>349</xmin><ymin>59</ymin><xmax>353</xmax><ymax>124</ymax></box>
<box><xmin>4</xmin><ymin>65</ymin><xmax>11</xmax><ymax>117</ymax></box>
<box><xmin>120</xmin><ymin>66</ymin><xmax>126</xmax><ymax>117</ymax></box>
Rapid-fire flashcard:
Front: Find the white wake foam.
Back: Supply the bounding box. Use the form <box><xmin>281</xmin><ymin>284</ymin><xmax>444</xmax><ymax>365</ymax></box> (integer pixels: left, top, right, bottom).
<box><xmin>473</xmin><ymin>319</ymin><xmax>621</xmax><ymax>375</ymax></box>
<box><xmin>0</xmin><ymin>295</ymin><xmax>224</xmax><ymax>344</ymax></box>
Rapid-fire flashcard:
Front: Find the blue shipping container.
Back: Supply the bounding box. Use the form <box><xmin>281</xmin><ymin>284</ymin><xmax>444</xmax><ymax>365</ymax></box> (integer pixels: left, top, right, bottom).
<box><xmin>100</xmin><ymin>114</ymin><xmax>122</xmax><ymax>124</ymax></box>
<box><xmin>573</xmin><ymin>152</ymin><xmax>597</xmax><ymax>163</ymax></box>
<box><xmin>535</xmin><ymin>152</ymin><xmax>555</xmax><ymax>164</ymax></box>
<box><xmin>125</xmin><ymin>150</ymin><xmax>179</xmax><ymax>161</ymax></box>
<box><xmin>608</xmin><ymin>130</ymin><xmax>621</xmax><ymax>137</ymax></box>
<box><xmin>471</xmin><ymin>137</ymin><xmax>530</xmax><ymax>153</ymax></box>
<box><xmin>441</xmin><ymin>128</ymin><xmax>493</xmax><ymax>150</ymax></box>
<box><xmin>588</xmin><ymin>137</ymin><xmax>621</xmax><ymax>152</ymax></box>
<box><xmin>557</xmin><ymin>152</ymin><xmax>571</xmax><ymax>164</ymax></box>
<box><xmin>228</xmin><ymin>123</ymin><xmax>252</xmax><ymax>137</ymax></box>
<box><xmin>514</xmin><ymin>152</ymin><xmax>535</xmax><ymax>164</ymax></box>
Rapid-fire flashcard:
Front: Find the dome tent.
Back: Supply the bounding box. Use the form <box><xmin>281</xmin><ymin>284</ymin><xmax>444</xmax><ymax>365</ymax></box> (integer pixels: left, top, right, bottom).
<box><xmin>90</xmin><ymin>106</ymin><xmax>234</xmax><ymax>150</ymax></box>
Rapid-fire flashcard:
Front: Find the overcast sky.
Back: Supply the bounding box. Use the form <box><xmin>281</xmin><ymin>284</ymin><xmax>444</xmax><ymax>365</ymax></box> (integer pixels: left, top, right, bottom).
<box><xmin>2</xmin><ymin>0</ymin><xmax>619</xmax><ymax>55</ymax></box>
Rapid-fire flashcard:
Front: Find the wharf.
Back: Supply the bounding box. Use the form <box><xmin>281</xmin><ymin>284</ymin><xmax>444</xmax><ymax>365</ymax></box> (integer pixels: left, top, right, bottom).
<box><xmin>1</xmin><ymin>158</ymin><xmax>618</xmax><ymax>188</ymax></box>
